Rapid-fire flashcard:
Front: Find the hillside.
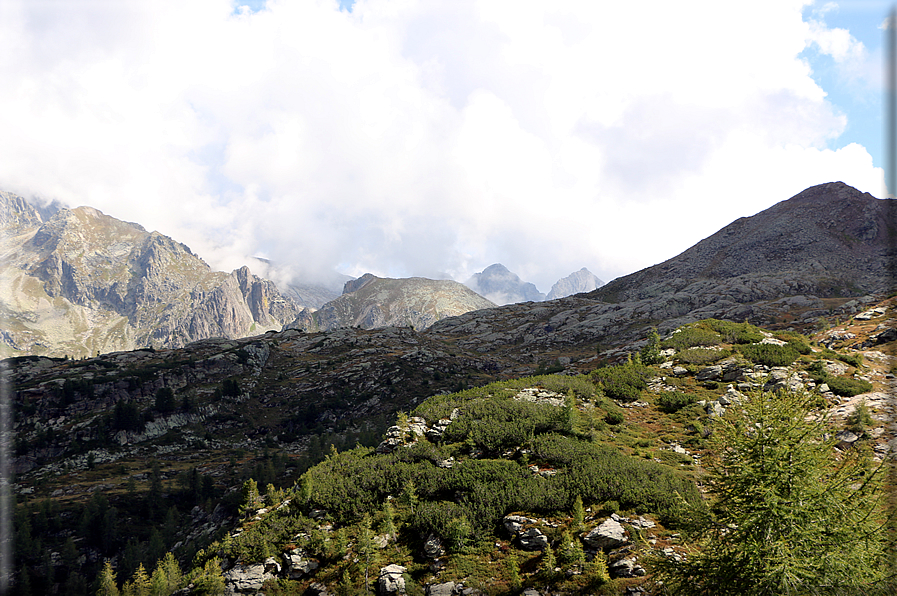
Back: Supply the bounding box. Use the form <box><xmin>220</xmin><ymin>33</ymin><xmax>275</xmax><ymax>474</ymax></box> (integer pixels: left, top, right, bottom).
<box><xmin>284</xmin><ymin>273</ymin><xmax>497</xmax><ymax>332</ymax></box>
<box><xmin>7</xmin><ymin>181</ymin><xmax>897</xmax><ymax>595</ymax></box>
<box><xmin>0</xmin><ymin>192</ymin><xmax>302</xmax><ymax>358</ymax></box>
<box><xmin>10</xmin><ymin>304</ymin><xmax>895</xmax><ymax>595</ymax></box>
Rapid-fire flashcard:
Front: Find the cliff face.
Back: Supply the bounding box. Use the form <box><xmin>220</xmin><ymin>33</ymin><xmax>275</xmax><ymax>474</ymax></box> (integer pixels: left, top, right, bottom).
<box><xmin>285</xmin><ymin>274</ymin><xmax>496</xmax><ymax>332</ymax></box>
<box><xmin>0</xmin><ymin>192</ymin><xmax>301</xmax><ymax>357</ymax></box>
<box><xmin>546</xmin><ymin>267</ymin><xmax>605</xmax><ymax>300</ymax></box>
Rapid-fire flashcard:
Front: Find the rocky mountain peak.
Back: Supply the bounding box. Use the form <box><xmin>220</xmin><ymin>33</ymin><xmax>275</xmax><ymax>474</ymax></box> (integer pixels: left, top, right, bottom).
<box><xmin>465</xmin><ymin>263</ymin><xmax>546</xmax><ymax>305</ymax></box>
<box><xmin>546</xmin><ymin>267</ymin><xmax>605</xmax><ymax>300</ymax></box>
<box><xmin>1</xmin><ymin>190</ymin><xmax>302</xmax><ymax>357</ymax></box>
<box><xmin>343</xmin><ymin>273</ymin><xmax>378</xmax><ymax>295</ymax></box>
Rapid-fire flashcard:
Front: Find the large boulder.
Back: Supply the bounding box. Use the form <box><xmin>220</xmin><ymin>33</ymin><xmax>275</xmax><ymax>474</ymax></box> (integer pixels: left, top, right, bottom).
<box><xmin>517</xmin><ymin>527</ymin><xmax>549</xmax><ymax>551</ymax></box>
<box><xmin>283</xmin><ymin>550</ymin><xmax>319</xmax><ymax>579</ymax></box>
<box><xmin>582</xmin><ymin>518</ymin><xmax>628</xmax><ymax>551</ymax></box>
<box><xmin>223</xmin><ymin>562</ymin><xmax>276</xmax><ymax>593</ymax></box>
<box><xmin>378</xmin><ymin>564</ymin><xmax>407</xmax><ymax>594</ymax></box>
<box><xmin>426</xmin><ymin>581</ymin><xmax>458</xmax><ymax>596</ymax></box>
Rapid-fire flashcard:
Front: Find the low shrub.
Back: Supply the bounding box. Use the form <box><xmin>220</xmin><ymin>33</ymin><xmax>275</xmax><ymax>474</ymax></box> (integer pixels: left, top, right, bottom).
<box><xmin>662</xmin><ymin>327</ymin><xmax>722</xmax><ymax>351</ymax></box>
<box><xmin>591</xmin><ymin>360</ymin><xmax>651</xmax><ymax>402</ymax></box>
<box><xmin>737</xmin><ymin>343</ymin><xmax>800</xmax><ymax>367</ymax></box>
<box><xmin>705</xmin><ymin>319</ymin><xmax>764</xmax><ymax>344</ymax></box>
<box><xmin>604</xmin><ymin>411</ymin><xmax>625</xmax><ymax>425</ymax></box>
<box><xmin>677</xmin><ymin>348</ymin><xmax>727</xmax><ymax>365</ymax></box>
<box><xmin>656</xmin><ymin>391</ymin><xmax>697</xmax><ymax>414</ymax></box>
<box><xmin>824</xmin><ymin>376</ymin><xmax>872</xmax><ymax>397</ymax></box>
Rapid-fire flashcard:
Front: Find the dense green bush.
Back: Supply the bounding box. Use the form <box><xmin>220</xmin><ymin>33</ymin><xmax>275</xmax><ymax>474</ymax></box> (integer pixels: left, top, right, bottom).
<box><xmin>441</xmin><ymin>398</ymin><xmax>567</xmax><ymax>452</ymax></box>
<box><xmin>737</xmin><ymin>343</ymin><xmax>799</xmax><ymax>367</ymax></box>
<box><xmin>662</xmin><ymin>327</ymin><xmax>722</xmax><ymax>351</ymax></box>
<box><xmin>705</xmin><ymin>319</ymin><xmax>764</xmax><ymax>344</ymax></box>
<box><xmin>824</xmin><ymin>376</ymin><xmax>872</xmax><ymax>397</ymax></box>
<box><xmin>656</xmin><ymin>391</ymin><xmax>698</xmax><ymax>413</ymax></box>
<box><xmin>591</xmin><ymin>360</ymin><xmax>651</xmax><ymax>402</ymax></box>
<box><xmin>604</xmin><ymin>411</ymin><xmax>625</xmax><ymax>425</ymax></box>
<box><xmin>677</xmin><ymin>348</ymin><xmax>727</xmax><ymax>365</ymax></box>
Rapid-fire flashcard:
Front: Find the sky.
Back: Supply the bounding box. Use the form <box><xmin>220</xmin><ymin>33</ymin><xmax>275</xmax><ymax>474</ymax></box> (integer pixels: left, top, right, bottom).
<box><xmin>0</xmin><ymin>0</ymin><xmax>890</xmax><ymax>293</ymax></box>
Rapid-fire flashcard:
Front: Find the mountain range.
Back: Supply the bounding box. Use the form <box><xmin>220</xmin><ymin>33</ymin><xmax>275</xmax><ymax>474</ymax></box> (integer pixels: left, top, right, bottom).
<box><xmin>1</xmin><ymin>190</ymin><xmax>605</xmax><ymax>358</ymax></box>
<box><xmin>6</xmin><ymin>180</ymin><xmax>896</xmax><ymax>595</ymax></box>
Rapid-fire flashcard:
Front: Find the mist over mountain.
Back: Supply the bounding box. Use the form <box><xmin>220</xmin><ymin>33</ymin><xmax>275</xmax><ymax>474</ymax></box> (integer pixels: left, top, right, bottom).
<box><xmin>546</xmin><ymin>267</ymin><xmax>605</xmax><ymax>300</ymax></box>
<box><xmin>464</xmin><ymin>263</ymin><xmax>546</xmax><ymax>305</ymax></box>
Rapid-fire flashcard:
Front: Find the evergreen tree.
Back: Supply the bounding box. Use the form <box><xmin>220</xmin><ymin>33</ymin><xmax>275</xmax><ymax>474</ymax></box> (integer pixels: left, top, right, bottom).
<box><xmin>505</xmin><ymin>553</ymin><xmax>521</xmax><ymax>590</ymax></box>
<box><xmin>149</xmin><ymin>553</ymin><xmax>181</xmax><ymax>596</ymax></box>
<box><xmin>95</xmin><ymin>561</ymin><xmax>120</xmax><ymax>596</ymax></box>
<box><xmin>122</xmin><ymin>564</ymin><xmax>150</xmax><ymax>596</ymax></box>
<box><xmin>651</xmin><ymin>387</ymin><xmax>888</xmax><ymax>595</ymax></box>
<box><xmin>640</xmin><ymin>327</ymin><xmax>662</xmax><ymax>365</ymax></box>
<box><xmin>571</xmin><ymin>495</ymin><xmax>585</xmax><ymax>533</ymax></box>
<box><xmin>239</xmin><ymin>479</ymin><xmax>260</xmax><ymax>518</ymax></box>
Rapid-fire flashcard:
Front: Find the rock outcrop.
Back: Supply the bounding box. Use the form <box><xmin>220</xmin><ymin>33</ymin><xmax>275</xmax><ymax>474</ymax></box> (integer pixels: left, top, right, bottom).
<box><xmin>284</xmin><ymin>274</ymin><xmax>495</xmax><ymax>333</ymax></box>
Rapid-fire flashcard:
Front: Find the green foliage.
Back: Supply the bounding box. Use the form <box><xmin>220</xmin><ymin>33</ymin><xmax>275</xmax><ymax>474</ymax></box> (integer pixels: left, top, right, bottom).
<box><xmin>441</xmin><ymin>398</ymin><xmax>567</xmax><ymax>452</ymax></box>
<box><xmin>96</xmin><ymin>560</ymin><xmax>120</xmax><ymax>596</ymax></box>
<box><xmin>590</xmin><ymin>360</ymin><xmax>650</xmax><ymax>402</ymax></box>
<box><xmin>505</xmin><ymin>553</ymin><xmax>522</xmax><ymax>589</ymax></box>
<box><xmin>651</xmin><ymin>388</ymin><xmax>888</xmax><ymax>594</ymax></box>
<box><xmin>736</xmin><ymin>343</ymin><xmax>799</xmax><ymax>367</ymax></box>
<box><xmin>656</xmin><ymin>391</ymin><xmax>698</xmax><ymax>414</ymax></box>
<box><xmin>825</xmin><ymin>375</ymin><xmax>873</xmax><ymax>397</ymax></box>
<box><xmin>603</xmin><ymin>411</ymin><xmax>624</xmax><ymax>425</ymax></box>
<box><xmin>190</xmin><ymin>556</ymin><xmax>225</xmax><ymax>596</ymax></box>
<box><xmin>154</xmin><ymin>387</ymin><xmax>176</xmax><ymax>414</ymax></box>
<box><xmin>640</xmin><ymin>328</ymin><xmax>663</xmax><ymax>365</ymax></box>
<box><xmin>704</xmin><ymin>319</ymin><xmax>764</xmax><ymax>344</ymax></box>
<box><xmin>112</xmin><ymin>400</ymin><xmax>145</xmax><ymax>433</ymax></box>
<box><xmin>847</xmin><ymin>400</ymin><xmax>874</xmax><ymax>435</ymax></box>
<box><xmin>662</xmin><ymin>327</ymin><xmax>722</xmax><ymax>351</ymax></box>
<box><xmin>676</xmin><ymin>347</ymin><xmax>727</xmax><ymax>365</ymax></box>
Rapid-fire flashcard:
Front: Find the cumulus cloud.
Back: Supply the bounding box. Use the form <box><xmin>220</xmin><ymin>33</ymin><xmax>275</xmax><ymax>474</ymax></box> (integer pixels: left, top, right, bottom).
<box><xmin>0</xmin><ymin>0</ymin><xmax>884</xmax><ymax>292</ymax></box>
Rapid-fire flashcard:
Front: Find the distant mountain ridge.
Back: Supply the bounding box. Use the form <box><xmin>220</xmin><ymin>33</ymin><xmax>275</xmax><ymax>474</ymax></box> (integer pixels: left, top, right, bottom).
<box><xmin>0</xmin><ymin>191</ymin><xmax>302</xmax><ymax>358</ymax></box>
<box><xmin>546</xmin><ymin>267</ymin><xmax>604</xmax><ymax>300</ymax></box>
<box><xmin>464</xmin><ymin>263</ymin><xmax>546</xmax><ymax>305</ymax></box>
<box><xmin>284</xmin><ymin>273</ymin><xmax>496</xmax><ymax>332</ymax></box>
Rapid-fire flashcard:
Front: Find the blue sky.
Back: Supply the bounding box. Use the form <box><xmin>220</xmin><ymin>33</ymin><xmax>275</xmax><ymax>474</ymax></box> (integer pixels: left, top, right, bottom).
<box><xmin>0</xmin><ymin>0</ymin><xmax>889</xmax><ymax>291</ymax></box>
<box><xmin>801</xmin><ymin>1</ymin><xmax>889</xmax><ymax>170</ymax></box>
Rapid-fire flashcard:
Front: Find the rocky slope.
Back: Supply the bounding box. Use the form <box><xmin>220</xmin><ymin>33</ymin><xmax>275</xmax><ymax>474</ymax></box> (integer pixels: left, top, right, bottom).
<box><xmin>546</xmin><ymin>267</ymin><xmax>605</xmax><ymax>300</ymax></box>
<box><xmin>430</xmin><ymin>182</ymin><xmax>895</xmax><ymax>359</ymax></box>
<box><xmin>0</xmin><ymin>192</ymin><xmax>302</xmax><ymax>358</ymax></box>
<box><xmin>464</xmin><ymin>263</ymin><xmax>546</xmax><ymax>305</ymax></box>
<box><xmin>284</xmin><ymin>273</ymin><xmax>496</xmax><ymax>332</ymax></box>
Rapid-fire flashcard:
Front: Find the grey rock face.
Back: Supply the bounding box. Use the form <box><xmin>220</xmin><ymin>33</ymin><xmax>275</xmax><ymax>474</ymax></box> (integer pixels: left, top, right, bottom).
<box><xmin>223</xmin><ymin>562</ymin><xmax>276</xmax><ymax>593</ymax></box>
<box><xmin>1</xmin><ymin>191</ymin><xmax>302</xmax><ymax>358</ymax></box>
<box><xmin>582</xmin><ymin>518</ymin><xmax>628</xmax><ymax>551</ymax></box>
<box><xmin>378</xmin><ymin>564</ymin><xmax>407</xmax><ymax>594</ymax></box>
<box><xmin>285</xmin><ymin>274</ymin><xmax>495</xmax><ymax>333</ymax></box>
<box><xmin>546</xmin><ymin>267</ymin><xmax>605</xmax><ymax>300</ymax></box>
<box><xmin>426</xmin><ymin>581</ymin><xmax>457</xmax><ymax>596</ymax></box>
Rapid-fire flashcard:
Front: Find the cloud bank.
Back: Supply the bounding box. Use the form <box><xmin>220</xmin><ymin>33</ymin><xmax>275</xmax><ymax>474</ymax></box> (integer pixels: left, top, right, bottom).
<box><xmin>0</xmin><ymin>0</ymin><xmax>884</xmax><ymax>292</ymax></box>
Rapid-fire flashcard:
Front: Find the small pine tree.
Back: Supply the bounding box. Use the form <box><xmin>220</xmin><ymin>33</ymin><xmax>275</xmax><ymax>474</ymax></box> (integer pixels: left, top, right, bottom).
<box><xmin>640</xmin><ymin>327</ymin><xmax>662</xmax><ymax>365</ymax></box>
<box><xmin>401</xmin><ymin>480</ymin><xmax>418</xmax><ymax>514</ymax></box>
<box><xmin>651</xmin><ymin>387</ymin><xmax>888</xmax><ymax>594</ymax></box>
<box><xmin>191</xmin><ymin>557</ymin><xmax>224</xmax><ymax>596</ymax></box>
<box><xmin>122</xmin><ymin>564</ymin><xmax>150</xmax><ymax>596</ymax></box>
<box><xmin>149</xmin><ymin>552</ymin><xmax>181</xmax><ymax>596</ymax></box>
<box><xmin>539</xmin><ymin>543</ymin><xmax>557</xmax><ymax>583</ymax></box>
<box><xmin>96</xmin><ymin>560</ymin><xmax>120</xmax><ymax>596</ymax></box>
<box><xmin>382</xmin><ymin>500</ymin><xmax>397</xmax><ymax>548</ymax></box>
<box><xmin>506</xmin><ymin>553</ymin><xmax>522</xmax><ymax>590</ymax></box>
<box><xmin>562</xmin><ymin>390</ymin><xmax>579</xmax><ymax>433</ymax></box>
<box><xmin>572</xmin><ymin>495</ymin><xmax>585</xmax><ymax>533</ymax></box>
<box><xmin>239</xmin><ymin>479</ymin><xmax>260</xmax><ymax>517</ymax></box>
<box><xmin>585</xmin><ymin>551</ymin><xmax>610</xmax><ymax>585</ymax></box>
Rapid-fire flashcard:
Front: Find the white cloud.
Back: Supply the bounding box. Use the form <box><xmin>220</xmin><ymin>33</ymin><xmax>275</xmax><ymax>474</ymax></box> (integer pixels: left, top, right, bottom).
<box><xmin>0</xmin><ymin>0</ymin><xmax>884</xmax><ymax>291</ymax></box>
